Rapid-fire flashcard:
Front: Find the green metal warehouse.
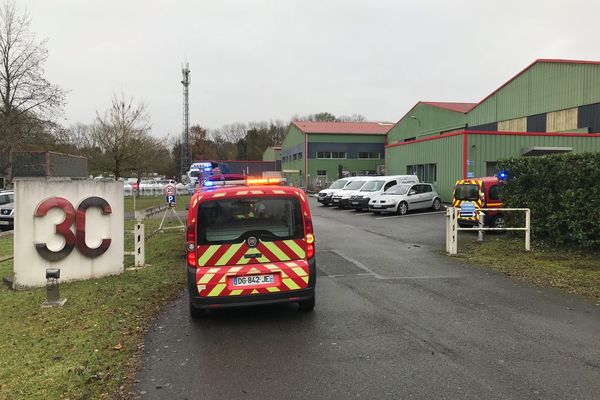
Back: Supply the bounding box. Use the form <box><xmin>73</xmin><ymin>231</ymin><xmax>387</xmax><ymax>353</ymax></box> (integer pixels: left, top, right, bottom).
<box><xmin>281</xmin><ymin>121</ymin><xmax>393</xmax><ymax>189</ymax></box>
<box><xmin>385</xmin><ymin>59</ymin><xmax>600</xmax><ymax>201</ymax></box>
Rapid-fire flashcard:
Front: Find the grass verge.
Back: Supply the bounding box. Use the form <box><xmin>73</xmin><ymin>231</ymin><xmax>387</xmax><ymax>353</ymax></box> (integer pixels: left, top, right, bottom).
<box><xmin>455</xmin><ymin>235</ymin><xmax>600</xmax><ymax>299</ymax></box>
<box><xmin>0</xmin><ymin>225</ymin><xmax>185</xmax><ymax>399</ymax></box>
<box><xmin>124</xmin><ymin>195</ymin><xmax>190</xmax><ymax>213</ymax></box>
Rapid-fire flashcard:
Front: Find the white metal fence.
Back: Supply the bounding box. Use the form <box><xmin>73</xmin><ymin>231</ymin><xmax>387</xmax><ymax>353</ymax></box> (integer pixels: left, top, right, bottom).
<box><xmin>446</xmin><ymin>207</ymin><xmax>531</xmax><ymax>255</ymax></box>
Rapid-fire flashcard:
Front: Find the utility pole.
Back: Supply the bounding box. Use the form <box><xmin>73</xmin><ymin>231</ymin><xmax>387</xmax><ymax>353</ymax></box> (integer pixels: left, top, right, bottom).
<box><xmin>180</xmin><ymin>63</ymin><xmax>191</xmax><ymax>178</ymax></box>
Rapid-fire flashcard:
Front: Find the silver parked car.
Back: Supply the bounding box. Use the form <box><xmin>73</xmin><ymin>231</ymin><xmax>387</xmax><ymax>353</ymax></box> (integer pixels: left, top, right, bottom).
<box><xmin>368</xmin><ymin>183</ymin><xmax>442</xmax><ymax>215</ymax></box>
<box><xmin>0</xmin><ymin>191</ymin><xmax>14</xmax><ymax>231</ymax></box>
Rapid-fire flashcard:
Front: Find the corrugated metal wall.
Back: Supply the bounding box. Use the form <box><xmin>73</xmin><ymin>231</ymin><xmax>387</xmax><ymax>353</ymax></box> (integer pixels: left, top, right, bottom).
<box><xmin>546</xmin><ymin>108</ymin><xmax>578</xmax><ymax>132</ymax></box>
<box><xmin>386</xmin><ymin>135</ymin><xmax>464</xmax><ymax>201</ymax></box>
<box><xmin>469</xmin><ymin>62</ymin><xmax>600</xmax><ymax>126</ymax></box>
<box><xmin>387</xmin><ymin>103</ymin><xmax>467</xmax><ymax>143</ymax></box>
<box><xmin>498</xmin><ymin>117</ymin><xmax>526</xmax><ymax>131</ymax></box>
<box><xmin>469</xmin><ymin>134</ymin><xmax>600</xmax><ymax>177</ymax></box>
<box><xmin>527</xmin><ymin>114</ymin><xmax>547</xmax><ymax>132</ymax></box>
<box><xmin>578</xmin><ymin>103</ymin><xmax>600</xmax><ymax>132</ymax></box>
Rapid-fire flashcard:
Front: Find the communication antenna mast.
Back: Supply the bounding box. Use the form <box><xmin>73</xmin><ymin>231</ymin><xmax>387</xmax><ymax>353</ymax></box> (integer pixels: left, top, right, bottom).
<box><xmin>180</xmin><ymin>62</ymin><xmax>191</xmax><ymax>177</ymax></box>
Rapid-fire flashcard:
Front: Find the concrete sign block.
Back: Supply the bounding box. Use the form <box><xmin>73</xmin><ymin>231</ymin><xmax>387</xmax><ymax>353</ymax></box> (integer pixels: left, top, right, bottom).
<box><xmin>13</xmin><ymin>179</ymin><xmax>124</xmax><ymax>289</ymax></box>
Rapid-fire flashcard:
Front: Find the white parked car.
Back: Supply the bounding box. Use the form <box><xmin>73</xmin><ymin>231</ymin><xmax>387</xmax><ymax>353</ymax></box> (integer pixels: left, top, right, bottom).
<box><xmin>368</xmin><ymin>183</ymin><xmax>442</xmax><ymax>215</ymax></box>
<box><xmin>330</xmin><ymin>177</ymin><xmax>379</xmax><ymax>208</ymax></box>
<box><xmin>349</xmin><ymin>175</ymin><xmax>419</xmax><ymax>211</ymax></box>
<box><xmin>316</xmin><ymin>177</ymin><xmax>361</xmax><ymax>206</ymax></box>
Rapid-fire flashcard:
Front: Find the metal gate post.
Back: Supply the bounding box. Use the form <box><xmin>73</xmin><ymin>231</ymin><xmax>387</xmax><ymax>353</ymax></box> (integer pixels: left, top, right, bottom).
<box><xmin>445</xmin><ymin>207</ymin><xmax>452</xmax><ymax>253</ymax></box>
<box><xmin>135</xmin><ymin>222</ymin><xmax>145</xmax><ymax>267</ymax></box>
<box><xmin>525</xmin><ymin>209</ymin><xmax>531</xmax><ymax>251</ymax></box>
<box><xmin>450</xmin><ymin>208</ymin><xmax>458</xmax><ymax>255</ymax></box>
<box><xmin>477</xmin><ymin>211</ymin><xmax>484</xmax><ymax>242</ymax></box>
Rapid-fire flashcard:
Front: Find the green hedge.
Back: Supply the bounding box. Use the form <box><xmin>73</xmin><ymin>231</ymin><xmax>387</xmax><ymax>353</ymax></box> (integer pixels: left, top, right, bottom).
<box><xmin>497</xmin><ymin>152</ymin><xmax>600</xmax><ymax>251</ymax></box>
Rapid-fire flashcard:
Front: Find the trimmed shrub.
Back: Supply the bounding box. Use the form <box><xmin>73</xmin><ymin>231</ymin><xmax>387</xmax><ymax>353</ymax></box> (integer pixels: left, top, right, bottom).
<box><xmin>497</xmin><ymin>152</ymin><xmax>600</xmax><ymax>251</ymax></box>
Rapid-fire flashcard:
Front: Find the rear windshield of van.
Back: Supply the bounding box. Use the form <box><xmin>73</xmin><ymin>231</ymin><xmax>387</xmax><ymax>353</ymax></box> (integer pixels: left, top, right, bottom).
<box><xmin>454</xmin><ymin>184</ymin><xmax>479</xmax><ymax>201</ymax></box>
<box><xmin>196</xmin><ymin>197</ymin><xmax>304</xmax><ymax>244</ymax></box>
<box><xmin>360</xmin><ymin>180</ymin><xmax>385</xmax><ymax>192</ymax></box>
<box><xmin>329</xmin><ymin>179</ymin><xmax>348</xmax><ymax>189</ymax></box>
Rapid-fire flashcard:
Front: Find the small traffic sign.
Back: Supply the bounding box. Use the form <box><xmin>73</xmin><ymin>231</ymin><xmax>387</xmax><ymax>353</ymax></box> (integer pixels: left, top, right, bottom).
<box><xmin>467</xmin><ymin>159</ymin><xmax>473</xmax><ymax>166</ymax></box>
<box><xmin>164</xmin><ymin>184</ymin><xmax>175</xmax><ymax>196</ymax></box>
<box><xmin>132</xmin><ymin>182</ymin><xmax>139</xmax><ymax>190</ymax></box>
<box><xmin>460</xmin><ymin>202</ymin><xmax>476</xmax><ymax>217</ymax></box>
<box><xmin>165</xmin><ymin>195</ymin><xmax>176</xmax><ymax>205</ymax></box>
<box><xmin>466</xmin><ymin>171</ymin><xmax>475</xmax><ymax>178</ymax></box>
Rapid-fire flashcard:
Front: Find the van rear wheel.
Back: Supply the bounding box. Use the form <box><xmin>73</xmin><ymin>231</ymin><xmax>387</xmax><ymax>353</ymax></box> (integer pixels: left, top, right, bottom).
<box><xmin>491</xmin><ymin>215</ymin><xmax>506</xmax><ymax>229</ymax></box>
<box><xmin>298</xmin><ymin>295</ymin><xmax>315</xmax><ymax>312</ymax></box>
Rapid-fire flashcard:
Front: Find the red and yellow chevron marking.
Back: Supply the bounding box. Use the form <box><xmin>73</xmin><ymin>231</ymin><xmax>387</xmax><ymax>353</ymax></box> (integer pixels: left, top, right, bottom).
<box><xmin>195</xmin><ymin>260</ymin><xmax>310</xmax><ymax>297</ymax></box>
<box><xmin>453</xmin><ymin>179</ymin><xmax>483</xmax><ymax>221</ymax></box>
<box><xmin>197</xmin><ymin>239</ymin><xmax>306</xmax><ymax>267</ymax></box>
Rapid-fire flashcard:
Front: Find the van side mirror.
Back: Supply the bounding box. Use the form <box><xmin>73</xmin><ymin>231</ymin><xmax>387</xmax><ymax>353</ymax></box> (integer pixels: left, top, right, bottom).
<box><xmin>408</xmin><ymin>190</ymin><xmax>417</xmax><ymax>196</ymax></box>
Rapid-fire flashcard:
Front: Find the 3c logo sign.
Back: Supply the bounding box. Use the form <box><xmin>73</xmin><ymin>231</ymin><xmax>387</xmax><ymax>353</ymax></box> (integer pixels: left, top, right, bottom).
<box><xmin>34</xmin><ymin>196</ymin><xmax>112</xmax><ymax>261</ymax></box>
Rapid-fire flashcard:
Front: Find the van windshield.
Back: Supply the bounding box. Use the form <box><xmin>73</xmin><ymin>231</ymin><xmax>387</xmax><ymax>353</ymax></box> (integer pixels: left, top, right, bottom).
<box><xmin>344</xmin><ymin>180</ymin><xmax>366</xmax><ymax>190</ymax></box>
<box><xmin>384</xmin><ymin>185</ymin><xmax>410</xmax><ymax>195</ymax></box>
<box><xmin>329</xmin><ymin>179</ymin><xmax>348</xmax><ymax>189</ymax></box>
<box><xmin>360</xmin><ymin>180</ymin><xmax>385</xmax><ymax>192</ymax></box>
<box><xmin>454</xmin><ymin>184</ymin><xmax>479</xmax><ymax>201</ymax></box>
<box><xmin>196</xmin><ymin>197</ymin><xmax>304</xmax><ymax>244</ymax></box>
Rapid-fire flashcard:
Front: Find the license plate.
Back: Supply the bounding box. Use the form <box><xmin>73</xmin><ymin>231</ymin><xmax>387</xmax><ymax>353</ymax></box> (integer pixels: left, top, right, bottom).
<box><xmin>372</xmin><ymin>205</ymin><xmax>381</xmax><ymax>208</ymax></box>
<box><xmin>333</xmin><ymin>199</ymin><xmax>339</xmax><ymax>202</ymax></box>
<box><xmin>0</xmin><ymin>221</ymin><xmax>8</xmax><ymax>225</ymax></box>
<box><xmin>351</xmin><ymin>201</ymin><xmax>358</xmax><ymax>205</ymax></box>
<box><xmin>232</xmin><ymin>274</ymin><xmax>274</xmax><ymax>287</ymax></box>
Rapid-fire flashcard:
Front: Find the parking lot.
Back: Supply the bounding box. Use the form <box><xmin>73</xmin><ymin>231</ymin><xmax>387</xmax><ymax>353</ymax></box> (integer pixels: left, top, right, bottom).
<box><xmin>135</xmin><ymin>195</ymin><xmax>600</xmax><ymax>400</ymax></box>
<box><xmin>310</xmin><ymin>195</ymin><xmax>448</xmax><ymax>250</ymax></box>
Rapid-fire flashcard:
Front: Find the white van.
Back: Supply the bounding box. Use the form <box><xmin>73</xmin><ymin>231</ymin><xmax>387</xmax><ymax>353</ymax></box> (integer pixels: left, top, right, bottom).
<box><xmin>330</xmin><ymin>176</ymin><xmax>379</xmax><ymax>208</ymax></box>
<box><xmin>317</xmin><ymin>176</ymin><xmax>361</xmax><ymax>206</ymax></box>
<box><xmin>349</xmin><ymin>175</ymin><xmax>419</xmax><ymax>210</ymax></box>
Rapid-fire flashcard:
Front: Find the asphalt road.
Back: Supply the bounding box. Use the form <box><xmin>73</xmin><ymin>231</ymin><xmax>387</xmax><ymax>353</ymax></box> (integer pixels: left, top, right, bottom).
<box><xmin>134</xmin><ymin>197</ymin><xmax>600</xmax><ymax>400</ymax></box>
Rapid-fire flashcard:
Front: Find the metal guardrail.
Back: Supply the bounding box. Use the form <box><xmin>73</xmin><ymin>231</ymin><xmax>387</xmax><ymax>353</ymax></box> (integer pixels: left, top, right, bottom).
<box><xmin>446</xmin><ymin>207</ymin><xmax>531</xmax><ymax>255</ymax></box>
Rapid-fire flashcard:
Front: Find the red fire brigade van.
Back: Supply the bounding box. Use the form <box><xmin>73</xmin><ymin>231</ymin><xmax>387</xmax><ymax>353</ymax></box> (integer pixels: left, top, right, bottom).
<box><xmin>452</xmin><ymin>176</ymin><xmax>504</xmax><ymax>228</ymax></box>
<box><xmin>186</xmin><ymin>178</ymin><xmax>316</xmax><ymax>317</ymax></box>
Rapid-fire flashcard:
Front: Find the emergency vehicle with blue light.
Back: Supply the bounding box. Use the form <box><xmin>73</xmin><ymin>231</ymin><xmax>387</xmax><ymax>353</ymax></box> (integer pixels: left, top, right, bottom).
<box><xmin>452</xmin><ymin>176</ymin><xmax>505</xmax><ymax>228</ymax></box>
<box><xmin>185</xmin><ymin>177</ymin><xmax>316</xmax><ymax>317</ymax></box>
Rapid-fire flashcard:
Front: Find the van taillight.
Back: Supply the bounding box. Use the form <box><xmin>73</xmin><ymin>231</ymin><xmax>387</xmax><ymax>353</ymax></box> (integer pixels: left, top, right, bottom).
<box><xmin>186</xmin><ymin>241</ymin><xmax>197</xmax><ymax>268</ymax></box>
<box><xmin>306</xmin><ymin>233</ymin><xmax>315</xmax><ymax>259</ymax></box>
<box><xmin>304</xmin><ymin>213</ymin><xmax>315</xmax><ymax>259</ymax></box>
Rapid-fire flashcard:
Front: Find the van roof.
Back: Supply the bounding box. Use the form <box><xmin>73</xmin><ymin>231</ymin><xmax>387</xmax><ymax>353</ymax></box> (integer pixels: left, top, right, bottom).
<box><xmin>190</xmin><ymin>185</ymin><xmax>308</xmax><ymax>205</ymax></box>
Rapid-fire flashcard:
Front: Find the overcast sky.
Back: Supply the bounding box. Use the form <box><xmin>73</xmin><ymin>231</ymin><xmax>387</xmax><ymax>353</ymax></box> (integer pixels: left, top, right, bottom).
<box><xmin>19</xmin><ymin>0</ymin><xmax>600</xmax><ymax>138</ymax></box>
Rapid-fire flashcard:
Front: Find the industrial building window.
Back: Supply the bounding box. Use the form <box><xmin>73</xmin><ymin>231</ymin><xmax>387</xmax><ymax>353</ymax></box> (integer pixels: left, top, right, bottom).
<box><xmin>317</xmin><ymin>170</ymin><xmax>327</xmax><ymax>176</ymax></box>
<box><xmin>317</xmin><ymin>151</ymin><xmax>346</xmax><ymax>159</ymax></box>
<box><xmin>406</xmin><ymin>163</ymin><xmax>437</xmax><ymax>183</ymax></box>
<box><xmin>486</xmin><ymin>162</ymin><xmax>498</xmax><ymax>176</ymax></box>
<box><xmin>358</xmin><ymin>152</ymin><xmax>380</xmax><ymax>159</ymax></box>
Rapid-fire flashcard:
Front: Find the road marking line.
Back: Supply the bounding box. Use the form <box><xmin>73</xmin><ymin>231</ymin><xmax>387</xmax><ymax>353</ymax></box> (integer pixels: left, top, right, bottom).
<box><xmin>329</xmin><ymin>249</ymin><xmax>386</xmax><ymax>280</ymax></box>
<box><xmin>388</xmin><ymin>275</ymin><xmax>465</xmax><ymax>280</ymax></box>
<box><xmin>376</xmin><ymin>211</ymin><xmax>446</xmax><ymax>220</ymax></box>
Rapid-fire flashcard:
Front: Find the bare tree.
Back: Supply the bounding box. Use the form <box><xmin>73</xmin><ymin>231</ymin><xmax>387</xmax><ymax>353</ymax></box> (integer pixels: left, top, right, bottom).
<box><xmin>337</xmin><ymin>113</ymin><xmax>367</xmax><ymax>122</ymax></box>
<box><xmin>0</xmin><ymin>1</ymin><xmax>66</xmax><ymax>177</ymax></box>
<box><xmin>93</xmin><ymin>93</ymin><xmax>153</xmax><ymax>179</ymax></box>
